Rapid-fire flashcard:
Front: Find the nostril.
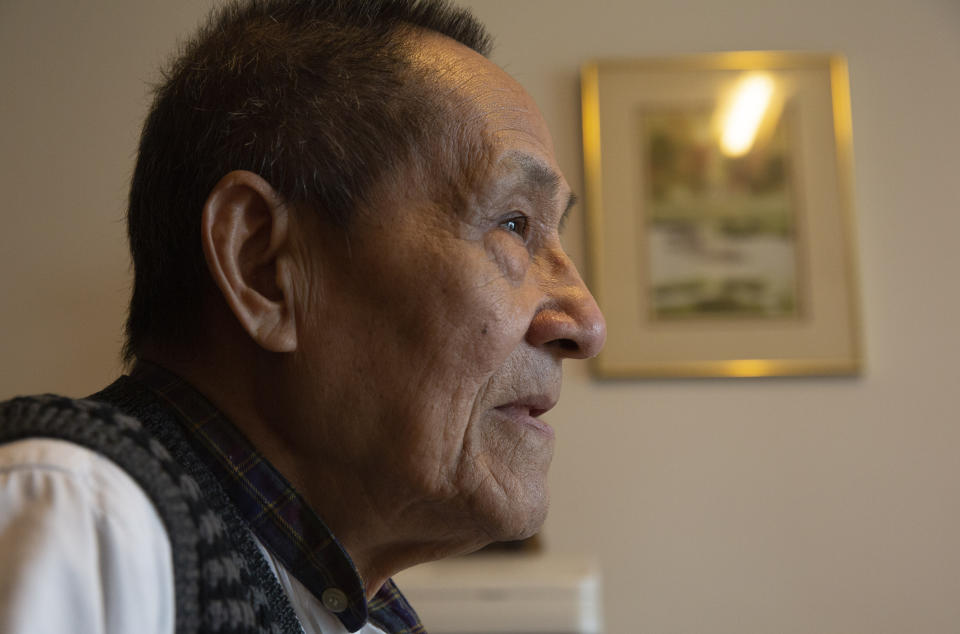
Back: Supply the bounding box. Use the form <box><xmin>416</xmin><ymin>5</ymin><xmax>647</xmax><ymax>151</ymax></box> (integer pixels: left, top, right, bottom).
<box><xmin>554</xmin><ymin>338</ymin><xmax>579</xmax><ymax>354</ymax></box>
<box><xmin>527</xmin><ymin>301</ymin><xmax>605</xmax><ymax>359</ymax></box>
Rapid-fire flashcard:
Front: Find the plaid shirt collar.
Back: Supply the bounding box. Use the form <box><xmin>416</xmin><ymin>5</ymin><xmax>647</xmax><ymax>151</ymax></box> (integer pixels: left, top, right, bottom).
<box><xmin>131</xmin><ymin>361</ymin><xmax>424</xmax><ymax>634</ymax></box>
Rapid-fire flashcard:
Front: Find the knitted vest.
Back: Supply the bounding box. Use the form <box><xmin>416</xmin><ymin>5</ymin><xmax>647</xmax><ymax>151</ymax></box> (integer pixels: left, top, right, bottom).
<box><xmin>0</xmin><ymin>385</ymin><xmax>303</xmax><ymax>634</ymax></box>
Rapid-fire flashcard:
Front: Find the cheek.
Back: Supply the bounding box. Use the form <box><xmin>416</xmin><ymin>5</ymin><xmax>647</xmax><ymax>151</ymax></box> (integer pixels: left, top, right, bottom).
<box><xmin>483</xmin><ymin>232</ymin><xmax>530</xmax><ymax>283</ymax></box>
<box><xmin>357</xmin><ymin>233</ymin><xmax>538</xmax><ymax>414</ymax></box>
<box><xmin>445</xmin><ymin>257</ymin><xmax>539</xmax><ymax>379</ymax></box>
<box><xmin>464</xmin><ymin>293</ymin><xmax>530</xmax><ymax>374</ymax></box>
<box><xmin>439</xmin><ymin>234</ymin><xmax>534</xmax><ymax>368</ymax></box>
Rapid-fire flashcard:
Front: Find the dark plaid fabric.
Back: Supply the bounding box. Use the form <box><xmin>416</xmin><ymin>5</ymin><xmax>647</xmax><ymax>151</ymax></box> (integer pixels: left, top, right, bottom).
<box><xmin>131</xmin><ymin>362</ymin><xmax>424</xmax><ymax>634</ymax></box>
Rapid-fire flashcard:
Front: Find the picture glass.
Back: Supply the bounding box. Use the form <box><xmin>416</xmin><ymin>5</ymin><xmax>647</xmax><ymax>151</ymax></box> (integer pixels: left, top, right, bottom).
<box><xmin>640</xmin><ymin>77</ymin><xmax>800</xmax><ymax>321</ymax></box>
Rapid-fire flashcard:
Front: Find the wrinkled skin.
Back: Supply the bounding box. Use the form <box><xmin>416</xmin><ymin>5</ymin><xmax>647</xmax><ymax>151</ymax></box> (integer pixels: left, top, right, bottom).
<box><xmin>264</xmin><ymin>33</ymin><xmax>607</xmax><ymax>593</ymax></box>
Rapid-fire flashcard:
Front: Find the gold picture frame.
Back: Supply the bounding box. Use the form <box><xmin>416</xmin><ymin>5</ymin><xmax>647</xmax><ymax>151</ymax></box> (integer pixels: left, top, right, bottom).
<box><xmin>582</xmin><ymin>53</ymin><xmax>862</xmax><ymax>378</ymax></box>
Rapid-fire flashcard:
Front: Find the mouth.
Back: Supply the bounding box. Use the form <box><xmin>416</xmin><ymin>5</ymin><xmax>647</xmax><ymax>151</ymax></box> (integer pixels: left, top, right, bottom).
<box><xmin>494</xmin><ymin>396</ymin><xmax>558</xmax><ymax>437</ymax></box>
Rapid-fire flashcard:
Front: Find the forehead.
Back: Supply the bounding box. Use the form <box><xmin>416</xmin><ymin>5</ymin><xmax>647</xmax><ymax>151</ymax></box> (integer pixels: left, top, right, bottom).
<box><xmin>411</xmin><ymin>32</ymin><xmax>567</xmax><ymax>196</ymax></box>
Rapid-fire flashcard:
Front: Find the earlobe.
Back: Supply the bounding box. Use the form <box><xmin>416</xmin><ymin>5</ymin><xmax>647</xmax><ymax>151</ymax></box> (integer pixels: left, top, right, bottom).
<box><xmin>201</xmin><ymin>170</ymin><xmax>298</xmax><ymax>353</ymax></box>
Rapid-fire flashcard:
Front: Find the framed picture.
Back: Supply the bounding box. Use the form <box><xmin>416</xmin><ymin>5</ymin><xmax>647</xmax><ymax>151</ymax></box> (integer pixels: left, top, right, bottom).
<box><xmin>581</xmin><ymin>52</ymin><xmax>862</xmax><ymax>378</ymax></box>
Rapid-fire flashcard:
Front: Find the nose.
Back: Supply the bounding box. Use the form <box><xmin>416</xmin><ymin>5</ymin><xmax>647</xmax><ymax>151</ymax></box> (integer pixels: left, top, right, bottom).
<box><xmin>526</xmin><ymin>249</ymin><xmax>607</xmax><ymax>360</ymax></box>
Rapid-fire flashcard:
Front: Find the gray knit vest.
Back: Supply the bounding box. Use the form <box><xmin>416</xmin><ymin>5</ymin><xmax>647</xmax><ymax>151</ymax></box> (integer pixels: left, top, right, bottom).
<box><xmin>0</xmin><ymin>381</ymin><xmax>304</xmax><ymax>634</ymax></box>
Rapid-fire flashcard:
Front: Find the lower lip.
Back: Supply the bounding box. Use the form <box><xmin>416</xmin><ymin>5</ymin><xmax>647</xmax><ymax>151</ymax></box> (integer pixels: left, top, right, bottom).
<box><xmin>495</xmin><ymin>405</ymin><xmax>555</xmax><ymax>438</ymax></box>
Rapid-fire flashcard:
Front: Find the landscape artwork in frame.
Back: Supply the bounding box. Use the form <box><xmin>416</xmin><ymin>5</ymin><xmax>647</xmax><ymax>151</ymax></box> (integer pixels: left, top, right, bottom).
<box><xmin>581</xmin><ymin>53</ymin><xmax>862</xmax><ymax>378</ymax></box>
<box><xmin>641</xmin><ymin>105</ymin><xmax>800</xmax><ymax>321</ymax></box>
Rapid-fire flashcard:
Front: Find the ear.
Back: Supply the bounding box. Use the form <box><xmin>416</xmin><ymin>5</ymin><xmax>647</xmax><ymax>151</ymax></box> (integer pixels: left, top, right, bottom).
<box><xmin>201</xmin><ymin>170</ymin><xmax>297</xmax><ymax>352</ymax></box>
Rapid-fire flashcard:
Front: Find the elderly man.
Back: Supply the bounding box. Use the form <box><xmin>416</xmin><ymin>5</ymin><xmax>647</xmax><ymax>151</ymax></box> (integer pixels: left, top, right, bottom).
<box><xmin>0</xmin><ymin>0</ymin><xmax>605</xmax><ymax>632</ymax></box>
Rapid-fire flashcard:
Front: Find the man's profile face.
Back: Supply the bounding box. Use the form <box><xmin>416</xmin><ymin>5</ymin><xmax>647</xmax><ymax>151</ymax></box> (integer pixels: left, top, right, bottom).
<box><xmin>281</xmin><ymin>33</ymin><xmax>606</xmax><ymax>548</ymax></box>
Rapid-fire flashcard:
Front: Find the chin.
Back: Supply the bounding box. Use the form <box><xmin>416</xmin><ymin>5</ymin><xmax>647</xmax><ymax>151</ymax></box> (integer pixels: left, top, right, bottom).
<box><xmin>482</xmin><ymin>479</ymin><xmax>550</xmax><ymax>544</ymax></box>
<box><xmin>456</xmin><ymin>416</ymin><xmax>554</xmax><ymax>544</ymax></box>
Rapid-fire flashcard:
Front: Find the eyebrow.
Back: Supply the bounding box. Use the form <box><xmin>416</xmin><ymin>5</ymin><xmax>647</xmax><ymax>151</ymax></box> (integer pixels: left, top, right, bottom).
<box><xmin>508</xmin><ymin>151</ymin><xmax>578</xmax><ymax>232</ymax></box>
<box><xmin>560</xmin><ymin>192</ymin><xmax>578</xmax><ymax>234</ymax></box>
<box><xmin>513</xmin><ymin>152</ymin><xmax>561</xmax><ymax>194</ymax></box>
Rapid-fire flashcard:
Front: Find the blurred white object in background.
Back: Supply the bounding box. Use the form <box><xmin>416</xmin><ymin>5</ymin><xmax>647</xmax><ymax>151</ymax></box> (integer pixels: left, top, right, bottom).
<box><xmin>394</xmin><ymin>554</ymin><xmax>602</xmax><ymax>634</ymax></box>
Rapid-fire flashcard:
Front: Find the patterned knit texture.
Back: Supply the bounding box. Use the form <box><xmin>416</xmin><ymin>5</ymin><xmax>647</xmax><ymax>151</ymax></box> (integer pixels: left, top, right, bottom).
<box><xmin>0</xmin><ymin>394</ymin><xmax>302</xmax><ymax>634</ymax></box>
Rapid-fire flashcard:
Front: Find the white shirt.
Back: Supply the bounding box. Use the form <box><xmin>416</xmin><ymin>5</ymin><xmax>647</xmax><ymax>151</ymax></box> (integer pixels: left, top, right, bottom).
<box><xmin>0</xmin><ymin>438</ymin><xmax>387</xmax><ymax>634</ymax></box>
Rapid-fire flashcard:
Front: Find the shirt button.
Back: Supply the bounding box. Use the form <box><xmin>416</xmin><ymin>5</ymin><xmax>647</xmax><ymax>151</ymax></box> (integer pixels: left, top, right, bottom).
<box><xmin>322</xmin><ymin>587</ymin><xmax>349</xmax><ymax>613</ymax></box>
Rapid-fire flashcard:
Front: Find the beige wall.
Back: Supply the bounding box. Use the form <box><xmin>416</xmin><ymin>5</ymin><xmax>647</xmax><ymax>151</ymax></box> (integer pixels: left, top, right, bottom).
<box><xmin>2</xmin><ymin>1</ymin><xmax>959</xmax><ymax>632</ymax></box>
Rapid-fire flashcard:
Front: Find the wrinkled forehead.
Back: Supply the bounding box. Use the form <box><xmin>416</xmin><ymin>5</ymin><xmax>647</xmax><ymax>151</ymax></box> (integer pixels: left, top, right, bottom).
<box><xmin>408</xmin><ymin>31</ymin><xmax>560</xmax><ymax>170</ymax></box>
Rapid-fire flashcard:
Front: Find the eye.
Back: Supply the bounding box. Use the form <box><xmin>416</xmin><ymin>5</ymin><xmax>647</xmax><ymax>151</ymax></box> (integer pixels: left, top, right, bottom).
<box><xmin>499</xmin><ymin>215</ymin><xmax>529</xmax><ymax>238</ymax></box>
